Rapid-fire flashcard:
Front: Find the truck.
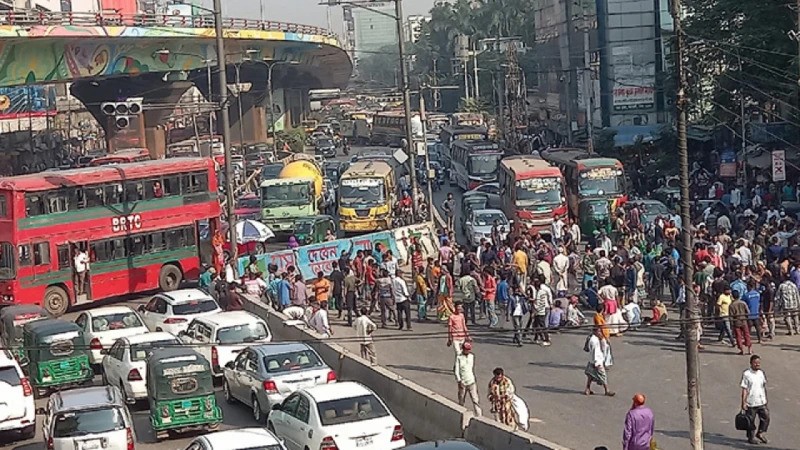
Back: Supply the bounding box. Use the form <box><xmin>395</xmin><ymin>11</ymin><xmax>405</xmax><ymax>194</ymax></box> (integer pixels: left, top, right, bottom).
<box><xmin>259</xmin><ymin>156</ymin><xmax>324</xmax><ymax>233</ymax></box>
<box><xmin>340</xmin><ymin>119</ymin><xmax>371</xmax><ymax>144</ymax></box>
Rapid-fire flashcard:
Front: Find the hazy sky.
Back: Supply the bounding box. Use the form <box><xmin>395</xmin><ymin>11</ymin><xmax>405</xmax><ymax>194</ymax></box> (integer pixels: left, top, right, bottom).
<box><xmin>201</xmin><ymin>0</ymin><xmax>436</xmax><ymax>36</ymax></box>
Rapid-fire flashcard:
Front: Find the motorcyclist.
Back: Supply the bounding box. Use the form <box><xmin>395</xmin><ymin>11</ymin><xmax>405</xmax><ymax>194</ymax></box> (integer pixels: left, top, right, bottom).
<box><xmin>399</xmin><ymin>191</ymin><xmax>413</xmax><ymax>218</ymax></box>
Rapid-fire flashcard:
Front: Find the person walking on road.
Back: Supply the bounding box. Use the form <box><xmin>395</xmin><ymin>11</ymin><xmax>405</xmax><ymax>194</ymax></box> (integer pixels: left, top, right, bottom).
<box><xmin>393</xmin><ymin>269</ymin><xmax>412</xmax><ymax>331</ymax></box>
<box><xmin>507</xmin><ymin>285</ymin><xmax>529</xmax><ymax>347</ymax></box>
<box><xmin>584</xmin><ymin>326</ymin><xmax>615</xmax><ymax>397</ymax></box>
<box><xmin>375</xmin><ymin>268</ymin><xmax>396</xmax><ymax>328</ymax></box>
<box><xmin>343</xmin><ymin>267</ymin><xmax>360</xmax><ymax>327</ymax></box>
<box><xmin>457</xmin><ymin>270</ymin><xmax>480</xmax><ymax>326</ymax></box>
<box><xmin>487</xmin><ymin>367</ymin><xmax>516</xmax><ymax>427</ymax></box>
<box><xmin>437</xmin><ymin>265</ymin><xmax>456</xmax><ymax>321</ymax></box>
<box><xmin>741</xmin><ymin>354</ymin><xmax>769</xmax><ymax>445</ymax></box>
<box><xmin>448</xmin><ymin>302</ymin><xmax>470</xmax><ymax>355</ymax></box>
<box><xmin>455</xmin><ymin>342</ymin><xmax>482</xmax><ymax>416</ymax></box>
<box><xmin>309</xmin><ymin>301</ymin><xmax>332</xmax><ymax>338</ymax></box>
<box><xmin>622</xmin><ymin>393</ymin><xmax>654</xmax><ymax>450</ymax></box>
<box><xmin>528</xmin><ymin>276</ymin><xmax>553</xmax><ymax>346</ymax></box>
<box><xmin>442</xmin><ymin>193</ymin><xmax>456</xmax><ymax>229</ymax></box>
<box><xmin>776</xmin><ymin>274</ymin><xmax>800</xmax><ymax>335</ymax></box>
<box><xmin>414</xmin><ymin>266</ymin><xmax>429</xmax><ymax>321</ymax></box>
<box><xmin>730</xmin><ymin>291</ymin><xmax>752</xmax><ymax>355</ymax></box>
<box><xmin>354</xmin><ymin>308</ymin><xmax>377</xmax><ymax>365</ymax></box>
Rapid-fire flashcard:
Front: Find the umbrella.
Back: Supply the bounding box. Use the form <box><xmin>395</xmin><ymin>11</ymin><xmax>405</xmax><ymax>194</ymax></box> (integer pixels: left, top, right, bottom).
<box><xmin>234</xmin><ymin>219</ymin><xmax>275</xmax><ymax>244</ymax></box>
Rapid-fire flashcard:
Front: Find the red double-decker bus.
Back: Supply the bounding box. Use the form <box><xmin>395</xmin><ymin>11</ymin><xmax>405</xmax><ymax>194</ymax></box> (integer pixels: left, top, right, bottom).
<box><xmin>499</xmin><ymin>156</ymin><xmax>567</xmax><ymax>235</ymax></box>
<box><xmin>0</xmin><ymin>158</ymin><xmax>221</xmax><ymax>316</ymax></box>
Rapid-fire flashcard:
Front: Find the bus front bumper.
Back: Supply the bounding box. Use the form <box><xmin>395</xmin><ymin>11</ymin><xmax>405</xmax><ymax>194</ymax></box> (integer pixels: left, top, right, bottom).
<box><xmin>341</xmin><ymin>218</ymin><xmax>390</xmax><ymax>232</ymax></box>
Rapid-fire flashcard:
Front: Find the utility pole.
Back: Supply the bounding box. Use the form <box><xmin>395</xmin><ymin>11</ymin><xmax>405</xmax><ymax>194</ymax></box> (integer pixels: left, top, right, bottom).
<box><xmin>738</xmin><ymin>51</ymin><xmax>747</xmax><ymax>187</ymax></box>
<box><xmin>213</xmin><ymin>0</ymin><xmax>238</xmax><ymax>259</ymax></box>
<box><xmin>672</xmin><ymin>0</ymin><xmax>703</xmax><ymax>447</ymax></box>
<box><xmin>582</xmin><ymin>9</ymin><xmax>594</xmax><ymax>153</ymax></box>
<box><xmin>472</xmin><ymin>41</ymin><xmax>480</xmax><ymax>99</ymax></box>
<box><xmin>419</xmin><ymin>94</ymin><xmax>434</xmax><ymax>211</ymax></box>
<box><xmin>394</xmin><ymin>0</ymin><xmax>418</xmax><ymax>205</ymax></box>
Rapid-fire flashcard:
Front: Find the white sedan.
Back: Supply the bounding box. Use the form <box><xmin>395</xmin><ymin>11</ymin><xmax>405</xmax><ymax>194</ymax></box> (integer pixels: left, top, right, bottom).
<box><xmin>101</xmin><ymin>332</ymin><xmax>180</xmax><ymax>403</ymax></box>
<box><xmin>465</xmin><ymin>208</ymin><xmax>510</xmax><ymax>248</ymax></box>
<box><xmin>268</xmin><ymin>381</ymin><xmax>405</xmax><ymax>450</ymax></box>
<box><xmin>184</xmin><ymin>427</ymin><xmax>287</xmax><ymax>450</ymax></box>
<box><xmin>464</xmin><ymin>182</ymin><xmax>502</xmax><ymax>208</ymax></box>
<box><xmin>138</xmin><ymin>288</ymin><xmax>222</xmax><ymax>335</ymax></box>
<box><xmin>74</xmin><ymin>306</ymin><xmax>149</xmax><ymax>365</ymax></box>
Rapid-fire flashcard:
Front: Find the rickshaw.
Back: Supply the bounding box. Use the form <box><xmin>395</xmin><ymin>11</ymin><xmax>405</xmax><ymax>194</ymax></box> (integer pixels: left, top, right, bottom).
<box><xmin>294</xmin><ymin>215</ymin><xmax>337</xmax><ymax>245</ymax></box>
<box><xmin>578</xmin><ymin>198</ymin><xmax>612</xmax><ymax>238</ymax></box>
<box><xmin>147</xmin><ymin>348</ymin><xmax>222</xmax><ymax>440</ymax></box>
<box><xmin>22</xmin><ymin>319</ymin><xmax>92</xmax><ymax>396</ymax></box>
<box><xmin>0</xmin><ymin>305</ymin><xmax>50</xmax><ymax>366</ymax></box>
<box><xmin>461</xmin><ymin>192</ymin><xmax>490</xmax><ymax>234</ymax></box>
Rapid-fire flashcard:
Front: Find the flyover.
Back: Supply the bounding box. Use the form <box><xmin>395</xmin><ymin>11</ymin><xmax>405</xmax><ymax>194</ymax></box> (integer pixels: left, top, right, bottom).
<box><xmin>0</xmin><ymin>10</ymin><xmax>353</xmax><ymax>152</ymax></box>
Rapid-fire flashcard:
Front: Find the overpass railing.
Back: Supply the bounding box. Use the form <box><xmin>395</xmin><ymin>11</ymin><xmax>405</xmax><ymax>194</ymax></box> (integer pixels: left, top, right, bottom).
<box><xmin>0</xmin><ymin>10</ymin><xmax>338</xmax><ymax>41</ymax></box>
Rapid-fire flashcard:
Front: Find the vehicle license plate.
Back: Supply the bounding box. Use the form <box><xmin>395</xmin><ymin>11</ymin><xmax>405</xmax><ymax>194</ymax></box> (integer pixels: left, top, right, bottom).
<box><xmin>82</xmin><ymin>440</ymin><xmax>100</xmax><ymax>450</ymax></box>
<box><xmin>356</xmin><ymin>436</ymin><xmax>372</xmax><ymax>447</ymax></box>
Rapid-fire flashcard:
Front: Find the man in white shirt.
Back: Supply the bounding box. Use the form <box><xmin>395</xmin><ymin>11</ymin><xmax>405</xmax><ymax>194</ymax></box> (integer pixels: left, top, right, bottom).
<box><xmin>392</xmin><ymin>269</ymin><xmax>412</xmax><ymax>330</ymax></box>
<box><xmin>740</xmin><ymin>355</ymin><xmax>769</xmax><ymax>445</ymax></box>
<box><xmin>354</xmin><ymin>308</ymin><xmax>377</xmax><ymax>364</ymax></box>
<box><xmin>731</xmin><ymin>187</ymin><xmax>742</xmax><ymax>208</ymax></box>
<box><xmin>454</xmin><ymin>342</ymin><xmax>482</xmax><ymax>415</ymax></box>
<box><xmin>309</xmin><ymin>301</ymin><xmax>332</xmax><ymax>338</ymax></box>
<box><xmin>73</xmin><ymin>247</ymin><xmax>90</xmax><ymax>295</ymax></box>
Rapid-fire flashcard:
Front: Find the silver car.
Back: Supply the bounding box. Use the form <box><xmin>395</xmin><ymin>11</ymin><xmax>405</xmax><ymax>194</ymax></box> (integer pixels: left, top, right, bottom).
<box><xmin>222</xmin><ymin>342</ymin><xmax>336</xmax><ymax>423</ymax></box>
<box><xmin>40</xmin><ymin>386</ymin><xmax>135</xmax><ymax>450</ymax></box>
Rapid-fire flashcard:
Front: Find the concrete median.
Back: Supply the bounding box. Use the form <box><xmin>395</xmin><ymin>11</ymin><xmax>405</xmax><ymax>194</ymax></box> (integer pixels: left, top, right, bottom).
<box><xmin>244</xmin><ymin>293</ymin><xmax>569</xmax><ymax>449</ymax></box>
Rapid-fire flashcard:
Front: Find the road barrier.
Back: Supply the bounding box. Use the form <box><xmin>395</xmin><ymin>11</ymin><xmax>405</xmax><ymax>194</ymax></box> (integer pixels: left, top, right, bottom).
<box><xmin>242</xmin><ymin>294</ymin><xmax>570</xmax><ymax>450</ymax></box>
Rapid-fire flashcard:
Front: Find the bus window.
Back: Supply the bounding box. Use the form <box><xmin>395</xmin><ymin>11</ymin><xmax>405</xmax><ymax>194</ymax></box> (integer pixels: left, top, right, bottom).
<box><xmin>33</xmin><ymin>242</ymin><xmax>50</xmax><ymax>266</ymax></box>
<box><xmin>57</xmin><ymin>245</ymin><xmax>70</xmax><ymax>270</ymax></box>
<box><xmin>163</xmin><ymin>176</ymin><xmax>180</xmax><ymax>196</ymax></box>
<box><xmin>85</xmin><ymin>186</ymin><xmax>105</xmax><ymax>208</ymax></box>
<box><xmin>0</xmin><ymin>195</ymin><xmax>7</xmax><ymax>217</ymax></box>
<box><xmin>105</xmin><ymin>184</ymin><xmax>123</xmax><ymax>205</ymax></box>
<box><xmin>18</xmin><ymin>245</ymin><xmax>32</xmax><ymax>266</ymax></box>
<box><xmin>125</xmin><ymin>182</ymin><xmax>143</xmax><ymax>202</ymax></box>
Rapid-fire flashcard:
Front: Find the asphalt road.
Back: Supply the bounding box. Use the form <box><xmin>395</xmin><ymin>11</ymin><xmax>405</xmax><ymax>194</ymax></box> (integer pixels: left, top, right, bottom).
<box><xmin>345</xmin><ymin>178</ymin><xmax>799</xmax><ymax>449</ymax></box>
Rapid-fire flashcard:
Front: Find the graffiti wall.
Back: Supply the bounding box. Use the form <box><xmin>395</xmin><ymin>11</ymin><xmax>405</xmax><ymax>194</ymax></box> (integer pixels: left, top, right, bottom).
<box><xmin>0</xmin><ymin>25</ymin><xmax>343</xmax><ymax>87</ymax></box>
<box><xmin>0</xmin><ymin>85</ymin><xmax>57</xmax><ymax>119</ymax></box>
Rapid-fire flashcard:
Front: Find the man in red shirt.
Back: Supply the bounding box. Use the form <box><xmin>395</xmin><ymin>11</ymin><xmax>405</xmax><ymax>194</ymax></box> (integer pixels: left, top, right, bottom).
<box><xmin>447</xmin><ymin>302</ymin><xmax>470</xmax><ymax>355</ymax></box>
<box><xmin>364</xmin><ymin>259</ymin><xmax>377</xmax><ymax>313</ymax></box>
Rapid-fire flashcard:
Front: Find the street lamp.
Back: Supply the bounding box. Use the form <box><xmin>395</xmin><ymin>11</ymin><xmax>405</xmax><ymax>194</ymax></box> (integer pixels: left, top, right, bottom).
<box><xmin>154</xmin><ymin>49</ymin><xmax>215</xmax><ymax>137</ymax></box>
<box><xmin>244</xmin><ymin>58</ymin><xmax>299</xmax><ymax>153</ymax></box>
<box><xmin>234</xmin><ymin>49</ymin><xmax>259</xmax><ymax>151</ymax></box>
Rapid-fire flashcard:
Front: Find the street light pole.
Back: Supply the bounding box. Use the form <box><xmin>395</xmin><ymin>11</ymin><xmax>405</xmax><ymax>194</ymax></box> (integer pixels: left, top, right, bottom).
<box><xmin>212</xmin><ymin>0</ymin><xmax>238</xmax><ymax>260</ymax></box>
<box><xmin>393</xmin><ymin>0</ymin><xmax>418</xmax><ymax>206</ymax></box>
<box><xmin>207</xmin><ymin>60</ymin><xmax>214</xmax><ymax>137</ymax></box>
<box><xmin>267</xmin><ymin>62</ymin><xmax>278</xmax><ymax>153</ymax></box>
<box><xmin>235</xmin><ymin>63</ymin><xmax>246</xmax><ymax>148</ymax></box>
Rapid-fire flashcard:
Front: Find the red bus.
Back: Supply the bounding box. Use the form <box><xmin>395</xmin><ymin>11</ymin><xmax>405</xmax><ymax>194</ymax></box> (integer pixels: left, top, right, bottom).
<box><xmin>498</xmin><ymin>156</ymin><xmax>567</xmax><ymax>235</ymax></box>
<box><xmin>0</xmin><ymin>158</ymin><xmax>221</xmax><ymax>316</ymax></box>
<box><xmin>89</xmin><ymin>148</ymin><xmax>150</xmax><ymax>167</ymax></box>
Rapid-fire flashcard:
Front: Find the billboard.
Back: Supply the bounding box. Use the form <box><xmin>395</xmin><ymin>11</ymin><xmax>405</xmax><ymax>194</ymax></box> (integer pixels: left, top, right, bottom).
<box><xmin>0</xmin><ymin>86</ymin><xmax>57</xmax><ymax>120</ymax></box>
<box><xmin>611</xmin><ymin>46</ymin><xmax>655</xmax><ymax>112</ymax></box>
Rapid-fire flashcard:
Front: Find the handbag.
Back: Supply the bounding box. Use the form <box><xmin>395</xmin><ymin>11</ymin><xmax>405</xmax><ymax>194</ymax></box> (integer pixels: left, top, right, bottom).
<box><xmin>735</xmin><ymin>410</ymin><xmax>754</xmax><ymax>431</ymax></box>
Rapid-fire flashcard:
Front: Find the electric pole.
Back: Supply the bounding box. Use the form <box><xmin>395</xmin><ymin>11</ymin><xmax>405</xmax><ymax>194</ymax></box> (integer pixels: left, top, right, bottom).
<box><xmin>672</xmin><ymin>0</ymin><xmax>704</xmax><ymax>447</ymax></box>
<box><xmin>582</xmin><ymin>9</ymin><xmax>595</xmax><ymax>153</ymax></box>
<box><xmin>394</xmin><ymin>0</ymin><xmax>418</xmax><ymax>206</ymax></box>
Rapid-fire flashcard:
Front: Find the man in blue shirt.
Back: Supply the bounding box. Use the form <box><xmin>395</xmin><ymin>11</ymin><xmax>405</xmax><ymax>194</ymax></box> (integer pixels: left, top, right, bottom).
<box><xmin>496</xmin><ymin>275</ymin><xmax>511</xmax><ymax>309</ymax></box>
<box><xmin>744</xmin><ymin>280</ymin><xmax>762</xmax><ymax>344</ymax></box>
<box><xmin>277</xmin><ymin>273</ymin><xmax>292</xmax><ymax>310</ymax></box>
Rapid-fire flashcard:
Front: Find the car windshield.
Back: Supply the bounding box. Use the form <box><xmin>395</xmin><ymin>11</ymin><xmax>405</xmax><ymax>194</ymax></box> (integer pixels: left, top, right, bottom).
<box><xmin>295</xmin><ymin>222</ymin><xmax>313</xmax><ymax>234</ymax></box>
<box><xmin>261</xmin><ymin>165</ymin><xmax>283</xmax><ymax>179</ymax></box>
<box><xmin>53</xmin><ymin>408</ymin><xmax>125</xmax><ymax>438</ymax></box>
<box><xmin>317</xmin><ymin>139</ymin><xmax>334</xmax><ymax>147</ymax></box>
<box><xmin>473</xmin><ymin>213</ymin><xmax>507</xmax><ymax>227</ymax></box>
<box><xmin>131</xmin><ymin>339</ymin><xmax>179</xmax><ymax>362</ymax></box>
<box><xmin>636</xmin><ymin>203</ymin><xmax>669</xmax><ymax>217</ymax></box>
<box><xmin>579</xmin><ymin>168</ymin><xmax>624</xmax><ymax>196</ymax></box>
<box><xmin>0</xmin><ymin>242</ymin><xmax>14</xmax><ymax>279</ymax></box>
<box><xmin>91</xmin><ymin>312</ymin><xmax>143</xmax><ymax>331</ymax></box>
<box><xmin>317</xmin><ymin>394</ymin><xmax>390</xmax><ymax>426</ymax></box>
<box><xmin>516</xmin><ymin>178</ymin><xmax>564</xmax><ymax>207</ymax></box>
<box><xmin>468</xmin><ymin>154</ymin><xmax>500</xmax><ymax>175</ymax></box>
<box><xmin>0</xmin><ymin>366</ymin><xmax>20</xmax><ymax>385</ymax></box>
<box><xmin>261</xmin><ymin>183</ymin><xmax>310</xmax><ymax>207</ymax></box>
<box><xmin>237</xmin><ymin>197</ymin><xmax>260</xmax><ymax>209</ymax></box>
<box><xmin>339</xmin><ymin>181</ymin><xmax>386</xmax><ymax>207</ymax></box>
<box><xmin>216</xmin><ymin>322</ymin><xmax>269</xmax><ymax>344</ymax></box>
<box><xmin>172</xmin><ymin>299</ymin><xmax>218</xmax><ymax>315</ymax></box>
<box><xmin>263</xmin><ymin>349</ymin><xmax>323</xmax><ymax>373</ymax></box>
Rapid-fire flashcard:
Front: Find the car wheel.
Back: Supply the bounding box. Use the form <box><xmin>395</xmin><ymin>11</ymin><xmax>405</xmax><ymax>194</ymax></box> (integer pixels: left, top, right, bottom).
<box><xmin>252</xmin><ymin>396</ymin><xmax>263</xmax><ymax>423</ymax></box>
<box><xmin>223</xmin><ymin>380</ymin><xmax>235</xmax><ymax>404</ymax></box>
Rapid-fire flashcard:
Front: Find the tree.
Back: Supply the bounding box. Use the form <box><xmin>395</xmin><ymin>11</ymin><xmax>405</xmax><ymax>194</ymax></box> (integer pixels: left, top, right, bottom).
<box><xmin>356</xmin><ymin>45</ymin><xmax>401</xmax><ymax>86</ymax></box>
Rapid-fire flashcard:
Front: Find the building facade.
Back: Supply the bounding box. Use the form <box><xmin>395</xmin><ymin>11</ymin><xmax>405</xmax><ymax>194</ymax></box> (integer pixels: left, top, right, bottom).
<box><xmin>352</xmin><ymin>3</ymin><xmax>397</xmax><ymax>63</ymax></box>
<box><xmin>404</xmin><ymin>15</ymin><xmax>429</xmax><ymax>43</ymax></box>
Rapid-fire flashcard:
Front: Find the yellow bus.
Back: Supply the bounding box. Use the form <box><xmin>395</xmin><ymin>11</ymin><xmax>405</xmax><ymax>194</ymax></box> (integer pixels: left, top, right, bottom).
<box><xmin>338</xmin><ymin>160</ymin><xmax>396</xmax><ymax>233</ymax></box>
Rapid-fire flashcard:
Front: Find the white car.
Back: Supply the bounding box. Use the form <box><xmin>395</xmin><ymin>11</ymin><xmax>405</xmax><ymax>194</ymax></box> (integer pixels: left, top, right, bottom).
<box><xmin>185</xmin><ymin>427</ymin><xmax>287</xmax><ymax>450</ymax></box>
<box><xmin>0</xmin><ymin>349</ymin><xmax>35</xmax><ymax>438</ymax></box>
<box><xmin>101</xmin><ymin>332</ymin><xmax>180</xmax><ymax>403</ymax></box>
<box><xmin>268</xmin><ymin>381</ymin><xmax>405</xmax><ymax>450</ymax></box>
<box><xmin>179</xmin><ymin>311</ymin><xmax>272</xmax><ymax>377</ymax></box>
<box><xmin>138</xmin><ymin>288</ymin><xmax>222</xmax><ymax>335</ymax></box>
<box><xmin>465</xmin><ymin>208</ymin><xmax>510</xmax><ymax>248</ymax></box>
<box><xmin>74</xmin><ymin>306</ymin><xmax>149</xmax><ymax>365</ymax></box>
<box><xmin>464</xmin><ymin>182</ymin><xmax>502</xmax><ymax>208</ymax></box>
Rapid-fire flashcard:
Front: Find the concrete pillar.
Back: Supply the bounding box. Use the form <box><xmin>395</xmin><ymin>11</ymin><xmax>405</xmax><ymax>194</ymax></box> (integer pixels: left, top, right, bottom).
<box><xmin>145</xmin><ymin>127</ymin><xmax>167</xmax><ymax>159</ymax></box>
<box><xmin>104</xmin><ymin>115</ymin><xmax>146</xmax><ymax>152</ymax></box>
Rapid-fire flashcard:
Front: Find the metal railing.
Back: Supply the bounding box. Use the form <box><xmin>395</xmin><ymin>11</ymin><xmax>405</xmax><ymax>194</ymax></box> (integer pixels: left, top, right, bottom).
<box><xmin>0</xmin><ymin>10</ymin><xmax>338</xmax><ymax>41</ymax></box>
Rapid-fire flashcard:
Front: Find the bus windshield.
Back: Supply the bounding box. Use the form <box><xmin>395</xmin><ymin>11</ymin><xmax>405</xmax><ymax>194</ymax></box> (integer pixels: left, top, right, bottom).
<box><xmin>339</xmin><ymin>179</ymin><xmax>386</xmax><ymax>207</ymax></box>
<box><xmin>579</xmin><ymin>168</ymin><xmax>624</xmax><ymax>196</ymax></box>
<box><xmin>516</xmin><ymin>178</ymin><xmax>563</xmax><ymax>207</ymax></box>
<box><xmin>261</xmin><ymin>184</ymin><xmax>311</xmax><ymax>207</ymax></box>
<box><xmin>0</xmin><ymin>242</ymin><xmax>14</xmax><ymax>279</ymax></box>
<box><xmin>468</xmin><ymin>154</ymin><xmax>500</xmax><ymax>176</ymax></box>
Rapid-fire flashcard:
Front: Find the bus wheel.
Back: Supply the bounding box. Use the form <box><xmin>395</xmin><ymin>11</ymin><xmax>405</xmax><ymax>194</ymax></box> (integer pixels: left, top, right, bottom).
<box><xmin>159</xmin><ymin>265</ymin><xmax>183</xmax><ymax>292</ymax></box>
<box><xmin>43</xmin><ymin>286</ymin><xmax>69</xmax><ymax>316</ymax></box>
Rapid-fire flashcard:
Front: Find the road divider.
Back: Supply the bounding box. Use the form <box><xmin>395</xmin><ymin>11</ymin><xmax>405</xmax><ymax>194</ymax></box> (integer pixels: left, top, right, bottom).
<box><xmin>237</xmin><ymin>222</ymin><xmax>440</xmax><ymax>279</ymax></box>
<box><xmin>241</xmin><ymin>293</ymin><xmax>571</xmax><ymax>450</ymax></box>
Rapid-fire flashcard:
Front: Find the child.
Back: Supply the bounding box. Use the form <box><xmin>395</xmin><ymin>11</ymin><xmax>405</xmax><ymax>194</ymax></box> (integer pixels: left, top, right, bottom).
<box><xmin>548</xmin><ymin>299</ymin><xmax>565</xmax><ymax>329</ymax></box>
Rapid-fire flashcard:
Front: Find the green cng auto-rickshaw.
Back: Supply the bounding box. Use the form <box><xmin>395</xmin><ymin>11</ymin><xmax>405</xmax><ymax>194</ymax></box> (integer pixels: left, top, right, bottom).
<box><xmin>22</xmin><ymin>319</ymin><xmax>92</xmax><ymax>396</ymax></box>
<box><xmin>294</xmin><ymin>215</ymin><xmax>337</xmax><ymax>245</ymax></box>
<box><xmin>147</xmin><ymin>348</ymin><xmax>222</xmax><ymax>440</ymax></box>
<box><xmin>578</xmin><ymin>198</ymin><xmax>612</xmax><ymax>238</ymax></box>
<box><xmin>0</xmin><ymin>305</ymin><xmax>50</xmax><ymax>366</ymax></box>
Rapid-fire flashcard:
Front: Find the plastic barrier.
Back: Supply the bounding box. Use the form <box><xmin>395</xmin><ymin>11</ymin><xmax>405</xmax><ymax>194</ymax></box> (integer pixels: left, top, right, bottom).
<box><xmin>237</xmin><ymin>222</ymin><xmax>438</xmax><ymax>277</ymax></box>
<box><xmin>241</xmin><ymin>293</ymin><xmax>570</xmax><ymax>450</ymax></box>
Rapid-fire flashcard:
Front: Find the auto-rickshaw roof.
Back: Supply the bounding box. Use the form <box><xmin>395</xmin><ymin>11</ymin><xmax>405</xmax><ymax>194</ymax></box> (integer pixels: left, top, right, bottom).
<box><xmin>148</xmin><ymin>347</ymin><xmax>209</xmax><ymax>370</ymax></box>
<box><xmin>0</xmin><ymin>305</ymin><xmax>49</xmax><ymax>321</ymax></box>
<box><xmin>23</xmin><ymin>319</ymin><xmax>81</xmax><ymax>336</ymax></box>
